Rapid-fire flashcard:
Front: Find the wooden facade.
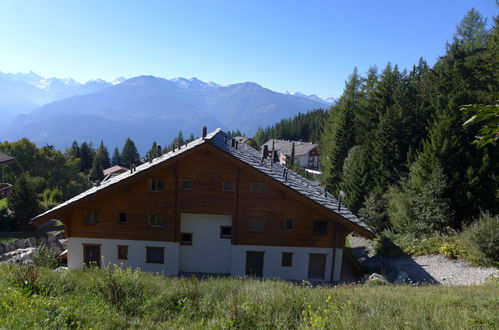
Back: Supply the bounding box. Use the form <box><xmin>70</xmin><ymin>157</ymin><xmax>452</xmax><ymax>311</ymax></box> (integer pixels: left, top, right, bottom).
<box><xmin>48</xmin><ymin>143</ymin><xmax>358</xmax><ymax>248</ymax></box>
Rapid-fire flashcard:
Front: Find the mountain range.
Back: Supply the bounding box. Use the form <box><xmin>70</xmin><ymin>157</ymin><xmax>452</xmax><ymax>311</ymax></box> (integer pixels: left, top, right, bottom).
<box><xmin>0</xmin><ymin>71</ymin><xmax>334</xmax><ymax>153</ymax></box>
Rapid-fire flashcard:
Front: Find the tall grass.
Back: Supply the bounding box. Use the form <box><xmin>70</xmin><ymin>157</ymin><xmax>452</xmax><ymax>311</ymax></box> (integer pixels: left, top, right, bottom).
<box><xmin>0</xmin><ymin>264</ymin><xmax>497</xmax><ymax>329</ymax></box>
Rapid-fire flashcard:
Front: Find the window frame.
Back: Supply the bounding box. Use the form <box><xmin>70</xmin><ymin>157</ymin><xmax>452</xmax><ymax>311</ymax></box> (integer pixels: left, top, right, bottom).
<box><xmin>117</xmin><ymin>245</ymin><xmax>128</xmax><ymax>260</ymax></box>
<box><xmin>223</xmin><ymin>180</ymin><xmax>234</xmax><ymax>192</ymax></box>
<box><xmin>149</xmin><ymin>178</ymin><xmax>165</xmax><ymax>192</ymax></box>
<box><xmin>146</xmin><ymin>246</ymin><xmax>165</xmax><ymax>264</ymax></box>
<box><xmin>220</xmin><ymin>226</ymin><xmax>232</xmax><ymax>239</ymax></box>
<box><xmin>118</xmin><ymin>212</ymin><xmax>127</xmax><ymax>224</ymax></box>
<box><xmin>281</xmin><ymin>252</ymin><xmax>293</xmax><ymax>267</ymax></box>
<box><xmin>180</xmin><ymin>232</ymin><xmax>193</xmax><ymax>245</ymax></box>
<box><xmin>84</xmin><ymin>210</ymin><xmax>99</xmax><ymax>225</ymax></box>
<box><xmin>285</xmin><ymin>219</ymin><xmax>294</xmax><ymax>231</ymax></box>
<box><xmin>181</xmin><ymin>179</ymin><xmax>192</xmax><ymax>191</ymax></box>
<box><xmin>148</xmin><ymin>214</ymin><xmax>165</xmax><ymax>228</ymax></box>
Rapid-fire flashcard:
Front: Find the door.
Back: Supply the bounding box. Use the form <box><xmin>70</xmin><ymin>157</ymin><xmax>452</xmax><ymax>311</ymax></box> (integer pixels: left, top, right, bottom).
<box><xmin>245</xmin><ymin>251</ymin><xmax>264</xmax><ymax>277</ymax></box>
<box><xmin>83</xmin><ymin>245</ymin><xmax>101</xmax><ymax>267</ymax></box>
<box><xmin>308</xmin><ymin>254</ymin><xmax>327</xmax><ymax>280</ymax></box>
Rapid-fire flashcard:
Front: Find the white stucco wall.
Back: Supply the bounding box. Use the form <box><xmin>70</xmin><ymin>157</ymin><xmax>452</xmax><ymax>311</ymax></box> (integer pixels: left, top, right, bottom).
<box><xmin>230</xmin><ymin>245</ymin><xmax>341</xmax><ymax>282</ymax></box>
<box><xmin>296</xmin><ymin>155</ymin><xmax>308</xmax><ymax>168</ymax></box>
<box><xmin>67</xmin><ymin>237</ymin><xmax>179</xmax><ymax>275</ymax></box>
<box><xmin>179</xmin><ymin>213</ymin><xmax>232</xmax><ymax>274</ymax></box>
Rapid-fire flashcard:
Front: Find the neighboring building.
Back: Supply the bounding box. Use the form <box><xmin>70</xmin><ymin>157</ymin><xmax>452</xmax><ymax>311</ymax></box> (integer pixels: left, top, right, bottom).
<box><xmin>0</xmin><ymin>151</ymin><xmax>14</xmax><ymax>198</ymax></box>
<box><xmin>261</xmin><ymin>139</ymin><xmax>321</xmax><ymax>170</ymax></box>
<box><xmin>102</xmin><ymin>165</ymin><xmax>129</xmax><ymax>182</ymax></box>
<box><xmin>32</xmin><ymin>129</ymin><xmax>373</xmax><ymax>282</ymax></box>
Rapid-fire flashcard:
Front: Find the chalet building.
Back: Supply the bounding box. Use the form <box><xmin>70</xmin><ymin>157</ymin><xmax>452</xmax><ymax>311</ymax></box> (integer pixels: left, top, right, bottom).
<box><xmin>261</xmin><ymin>139</ymin><xmax>321</xmax><ymax>170</ymax></box>
<box><xmin>32</xmin><ymin>129</ymin><xmax>373</xmax><ymax>282</ymax></box>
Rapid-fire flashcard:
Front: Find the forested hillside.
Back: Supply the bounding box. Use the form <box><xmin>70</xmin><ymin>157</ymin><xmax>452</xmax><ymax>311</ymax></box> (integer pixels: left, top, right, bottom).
<box><xmin>251</xmin><ymin>10</ymin><xmax>498</xmax><ymax>265</ymax></box>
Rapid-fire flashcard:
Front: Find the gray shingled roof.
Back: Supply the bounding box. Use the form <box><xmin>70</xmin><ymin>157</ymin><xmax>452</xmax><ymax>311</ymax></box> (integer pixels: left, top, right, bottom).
<box><xmin>261</xmin><ymin>139</ymin><xmax>318</xmax><ymax>157</ymax></box>
<box><xmin>0</xmin><ymin>151</ymin><xmax>14</xmax><ymax>165</ymax></box>
<box><xmin>32</xmin><ymin>129</ymin><xmax>373</xmax><ymax>236</ymax></box>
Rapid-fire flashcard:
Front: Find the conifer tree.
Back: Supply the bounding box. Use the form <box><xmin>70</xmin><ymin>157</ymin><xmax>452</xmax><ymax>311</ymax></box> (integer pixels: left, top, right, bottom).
<box><xmin>95</xmin><ymin>140</ymin><xmax>110</xmax><ymax>170</ymax></box>
<box><xmin>111</xmin><ymin>147</ymin><xmax>121</xmax><ymax>166</ymax></box>
<box><xmin>121</xmin><ymin>138</ymin><xmax>140</xmax><ymax>167</ymax></box>
<box><xmin>79</xmin><ymin>142</ymin><xmax>94</xmax><ymax>173</ymax></box>
<box><xmin>320</xmin><ymin>69</ymin><xmax>360</xmax><ymax>194</ymax></box>
<box><xmin>89</xmin><ymin>157</ymin><xmax>104</xmax><ymax>182</ymax></box>
<box><xmin>339</xmin><ymin>146</ymin><xmax>370</xmax><ymax>213</ymax></box>
<box><xmin>148</xmin><ymin>141</ymin><xmax>158</xmax><ymax>159</ymax></box>
<box><xmin>7</xmin><ymin>175</ymin><xmax>39</xmax><ymax>230</ymax></box>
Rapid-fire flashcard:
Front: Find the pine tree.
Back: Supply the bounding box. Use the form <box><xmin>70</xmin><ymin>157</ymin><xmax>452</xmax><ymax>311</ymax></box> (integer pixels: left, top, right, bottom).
<box><xmin>450</xmin><ymin>8</ymin><xmax>488</xmax><ymax>52</ymax></box>
<box><xmin>89</xmin><ymin>157</ymin><xmax>104</xmax><ymax>182</ymax></box>
<box><xmin>340</xmin><ymin>146</ymin><xmax>371</xmax><ymax>213</ymax></box>
<box><xmin>121</xmin><ymin>138</ymin><xmax>140</xmax><ymax>167</ymax></box>
<box><xmin>95</xmin><ymin>140</ymin><xmax>110</xmax><ymax>170</ymax></box>
<box><xmin>320</xmin><ymin>69</ymin><xmax>360</xmax><ymax>194</ymax></box>
<box><xmin>79</xmin><ymin>142</ymin><xmax>94</xmax><ymax>173</ymax></box>
<box><xmin>371</xmin><ymin>108</ymin><xmax>402</xmax><ymax>192</ymax></box>
<box><xmin>7</xmin><ymin>175</ymin><xmax>39</xmax><ymax>230</ymax></box>
<box><xmin>111</xmin><ymin>147</ymin><xmax>121</xmax><ymax>166</ymax></box>
<box><xmin>148</xmin><ymin>141</ymin><xmax>158</xmax><ymax>159</ymax></box>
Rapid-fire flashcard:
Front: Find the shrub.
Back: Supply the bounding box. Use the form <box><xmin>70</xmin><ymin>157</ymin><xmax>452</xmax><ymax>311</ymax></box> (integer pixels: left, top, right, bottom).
<box><xmin>439</xmin><ymin>243</ymin><xmax>461</xmax><ymax>259</ymax></box>
<box><xmin>31</xmin><ymin>245</ymin><xmax>60</xmax><ymax>269</ymax></box>
<box><xmin>462</xmin><ymin>211</ymin><xmax>499</xmax><ymax>265</ymax></box>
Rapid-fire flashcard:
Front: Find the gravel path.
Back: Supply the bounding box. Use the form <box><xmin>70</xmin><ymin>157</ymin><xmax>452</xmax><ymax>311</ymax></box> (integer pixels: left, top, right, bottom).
<box><xmin>390</xmin><ymin>255</ymin><xmax>498</xmax><ymax>286</ymax></box>
<box><xmin>349</xmin><ymin>236</ymin><xmax>498</xmax><ymax>286</ymax></box>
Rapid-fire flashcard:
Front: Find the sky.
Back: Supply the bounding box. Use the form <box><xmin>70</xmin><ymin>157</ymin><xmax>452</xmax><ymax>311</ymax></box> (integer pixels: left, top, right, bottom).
<box><xmin>0</xmin><ymin>1</ymin><xmax>497</xmax><ymax>99</ymax></box>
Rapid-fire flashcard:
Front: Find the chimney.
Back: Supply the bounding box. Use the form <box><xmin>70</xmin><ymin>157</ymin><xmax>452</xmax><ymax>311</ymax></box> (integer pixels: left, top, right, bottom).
<box><xmin>231</xmin><ymin>139</ymin><xmax>236</xmax><ymax>148</ymax></box>
<box><xmin>130</xmin><ymin>163</ymin><xmax>133</xmax><ymax>174</ymax></box>
<box><xmin>273</xmin><ymin>150</ymin><xmax>279</xmax><ymax>163</ymax></box>
<box><xmin>235</xmin><ymin>141</ymin><xmax>239</xmax><ymax>149</ymax></box>
<box><xmin>263</xmin><ymin>145</ymin><xmax>269</xmax><ymax>159</ymax></box>
<box><xmin>156</xmin><ymin>145</ymin><xmax>162</xmax><ymax>157</ymax></box>
<box><xmin>202</xmin><ymin>126</ymin><xmax>207</xmax><ymax>139</ymax></box>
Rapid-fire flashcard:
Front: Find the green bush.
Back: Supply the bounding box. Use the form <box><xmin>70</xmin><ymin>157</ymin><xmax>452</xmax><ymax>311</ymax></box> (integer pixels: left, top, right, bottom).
<box><xmin>31</xmin><ymin>245</ymin><xmax>60</xmax><ymax>269</ymax></box>
<box><xmin>462</xmin><ymin>211</ymin><xmax>499</xmax><ymax>266</ymax></box>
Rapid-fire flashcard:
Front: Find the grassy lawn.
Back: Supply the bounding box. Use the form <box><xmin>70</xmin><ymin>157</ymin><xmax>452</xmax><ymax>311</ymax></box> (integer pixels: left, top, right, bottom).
<box><xmin>0</xmin><ymin>264</ymin><xmax>497</xmax><ymax>329</ymax></box>
<box><xmin>0</xmin><ymin>220</ymin><xmax>64</xmax><ymax>243</ymax></box>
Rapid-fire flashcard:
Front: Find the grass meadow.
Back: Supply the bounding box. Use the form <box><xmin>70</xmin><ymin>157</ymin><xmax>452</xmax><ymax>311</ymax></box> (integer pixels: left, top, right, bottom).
<box><xmin>0</xmin><ymin>264</ymin><xmax>497</xmax><ymax>329</ymax></box>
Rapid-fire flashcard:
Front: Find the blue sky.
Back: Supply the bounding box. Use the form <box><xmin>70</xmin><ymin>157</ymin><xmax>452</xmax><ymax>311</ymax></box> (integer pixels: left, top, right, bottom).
<box><xmin>0</xmin><ymin>1</ymin><xmax>497</xmax><ymax>98</ymax></box>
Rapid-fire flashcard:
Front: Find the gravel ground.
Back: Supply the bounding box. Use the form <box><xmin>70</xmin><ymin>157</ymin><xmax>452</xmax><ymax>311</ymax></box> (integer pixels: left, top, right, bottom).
<box><xmin>349</xmin><ymin>235</ymin><xmax>498</xmax><ymax>286</ymax></box>
<box><xmin>390</xmin><ymin>255</ymin><xmax>498</xmax><ymax>286</ymax></box>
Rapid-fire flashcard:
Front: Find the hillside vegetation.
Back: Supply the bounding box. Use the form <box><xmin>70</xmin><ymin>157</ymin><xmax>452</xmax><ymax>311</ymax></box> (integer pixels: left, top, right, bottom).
<box><xmin>0</xmin><ymin>264</ymin><xmax>497</xmax><ymax>329</ymax></box>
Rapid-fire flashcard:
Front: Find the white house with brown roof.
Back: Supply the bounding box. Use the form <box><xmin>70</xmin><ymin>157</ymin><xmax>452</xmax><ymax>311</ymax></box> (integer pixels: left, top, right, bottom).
<box><xmin>261</xmin><ymin>139</ymin><xmax>321</xmax><ymax>170</ymax></box>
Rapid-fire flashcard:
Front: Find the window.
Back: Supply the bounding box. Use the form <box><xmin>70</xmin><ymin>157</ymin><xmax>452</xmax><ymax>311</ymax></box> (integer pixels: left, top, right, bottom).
<box><xmin>281</xmin><ymin>252</ymin><xmax>293</xmax><ymax>267</ymax></box>
<box><xmin>181</xmin><ymin>179</ymin><xmax>192</xmax><ymax>190</ymax></box>
<box><xmin>119</xmin><ymin>212</ymin><xmax>127</xmax><ymax>224</ymax></box>
<box><xmin>149</xmin><ymin>178</ymin><xmax>164</xmax><ymax>192</ymax></box>
<box><xmin>248</xmin><ymin>217</ymin><xmax>265</xmax><ymax>232</ymax></box>
<box><xmin>285</xmin><ymin>219</ymin><xmax>294</xmax><ymax>231</ymax></box>
<box><xmin>250</xmin><ymin>182</ymin><xmax>267</xmax><ymax>194</ymax></box>
<box><xmin>220</xmin><ymin>226</ymin><xmax>232</xmax><ymax>238</ymax></box>
<box><xmin>181</xmin><ymin>233</ymin><xmax>193</xmax><ymax>245</ymax></box>
<box><xmin>149</xmin><ymin>214</ymin><xmax>165</xmax><ymax>227</ymax></box>
<box><xmin>117</xmin><ymin>245</ymin><xmax>128</xmax><ymax>260</ymax></box>
<box><xmin>84</xmin><ymin>210</ymin><xmax>99</xmax><ymax>225</ymax></box>
<box><xmin>313</xmin><ymin>221</ymin><xmax>328</xmax><ymax>235</ymax></box>
<box><xmin>223</xmin><ymin>181</ymin><xmax>234</xmax><ymax>192</ymax></box>
<box><xmin>146</xmin><ymin>247</ymin><xmax>164</xmax><ymax>264</ymax></box>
